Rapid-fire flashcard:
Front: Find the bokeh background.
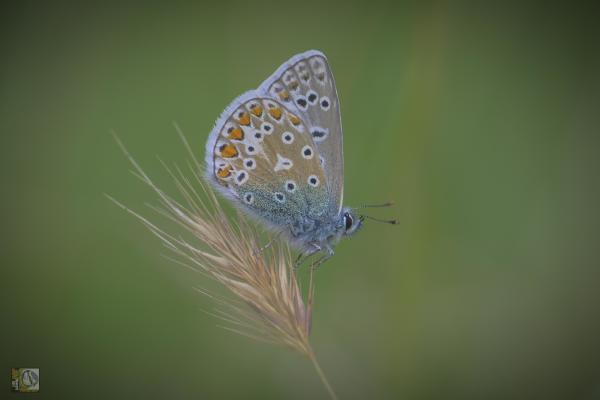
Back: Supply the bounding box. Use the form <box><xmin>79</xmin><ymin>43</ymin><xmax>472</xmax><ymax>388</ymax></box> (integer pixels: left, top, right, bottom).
<box><xmin>2</xmin><ymin>1</ymin><xmax>599</xmax><ymax>399</ymax></box>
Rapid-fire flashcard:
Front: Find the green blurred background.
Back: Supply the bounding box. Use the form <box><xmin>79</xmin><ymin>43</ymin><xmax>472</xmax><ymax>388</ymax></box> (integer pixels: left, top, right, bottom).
<box><xmin>2</xmin><ymin>1</ymin><xmax>599</xmax><ymax>399</ymax></box>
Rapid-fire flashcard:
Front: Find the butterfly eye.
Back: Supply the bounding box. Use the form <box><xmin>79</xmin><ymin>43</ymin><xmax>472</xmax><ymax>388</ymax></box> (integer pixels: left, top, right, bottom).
<box><xmin>344</xmin><ymin>213</ymin><xmax>353</xmax><ymax>231</ymax></box>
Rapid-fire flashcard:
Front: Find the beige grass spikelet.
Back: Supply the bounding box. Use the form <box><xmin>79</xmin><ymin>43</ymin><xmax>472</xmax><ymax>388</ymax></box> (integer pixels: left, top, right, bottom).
<box><xmin>108</xmin><ymin>127</ymin><xmax>336</xmax><ymax>399</ymax></box>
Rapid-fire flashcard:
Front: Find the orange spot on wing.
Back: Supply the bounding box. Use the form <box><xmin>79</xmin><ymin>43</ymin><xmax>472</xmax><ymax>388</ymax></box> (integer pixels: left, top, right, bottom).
<box><xmin>216</xmin><ymin>164</ymin><xmax>233</xmax><ymax>179</ymax></box>
<box><xmin>238</xmin><ymin>112</ymin><xmax>251</xmax><ymax>126</ymax></box>
<box><xmin>219</xmin><ymin>144</ymin><xmax>238</xmax><ymax>158</ymax></box>
<box><xmin>278</xmin><ymin>90</ymin><xmax>290</xmax><ymax>101</ymax></box>
<box><xmin>268</xmin><ymin>107</ymin><xmax>282</xmax><ymax>120</ymax></box>
<box><xmin>288</xmin><ymin>114</ymin><xmax>301</xmax><ymax>126</ymax></box>
<box><xmin>228</xmin><ymin>127</ymin><xmax>244</xmax><ymax>140</ymax></box>
<box><xmin>250</xmin><ymin>105</ymin><xmax>263</xmax><ymax>117</ymax></box>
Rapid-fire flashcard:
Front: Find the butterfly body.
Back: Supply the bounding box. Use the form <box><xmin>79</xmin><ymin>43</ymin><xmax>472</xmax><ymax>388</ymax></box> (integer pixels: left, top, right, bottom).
<box><xmin>205</xmin><ymin>50</ymin><xmax>363</xmax><ymax>265</ymax></box>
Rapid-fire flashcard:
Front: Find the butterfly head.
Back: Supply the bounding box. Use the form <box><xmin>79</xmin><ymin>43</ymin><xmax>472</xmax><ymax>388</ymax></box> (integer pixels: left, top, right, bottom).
<box><xmin>339</xmin><ymin>204</ymin><xmax>398</xmax><ymax>238</ymax></box>
<box><xmin>347</xmin><ymin>202</ymin><xmax>398</xmax><ymax>234</ymax></box>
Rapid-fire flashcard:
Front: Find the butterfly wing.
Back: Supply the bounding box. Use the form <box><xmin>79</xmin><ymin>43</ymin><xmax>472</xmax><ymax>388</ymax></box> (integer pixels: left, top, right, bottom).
<box><xmin>259</xmin><ymin>50</ymin><xmax>344</xmax><ymax>216</ymax></box>
<box><xmin>205</xmin><ymin>93</ymin><xmax>328</xmax><ymax>236</ymax></box>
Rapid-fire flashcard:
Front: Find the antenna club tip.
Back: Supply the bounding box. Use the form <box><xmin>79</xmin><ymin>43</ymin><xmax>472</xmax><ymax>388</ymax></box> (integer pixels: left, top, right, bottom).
<box><xmin>360</xmin><ymin>215</ymin><xmax>399</xmax><ymax>225</ymax></box>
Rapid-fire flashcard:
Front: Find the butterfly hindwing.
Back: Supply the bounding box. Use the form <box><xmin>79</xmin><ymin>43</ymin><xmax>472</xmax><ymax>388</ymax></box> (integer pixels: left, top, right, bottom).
<box><xmin>260</xmin><ymin>50</ymin><xmax>344</xmax><ymax>216</ymax></box>
<box><xmin>206</xmin><ymin>94</ymin><xmax>328</xmax><ymax>231</ymax></box>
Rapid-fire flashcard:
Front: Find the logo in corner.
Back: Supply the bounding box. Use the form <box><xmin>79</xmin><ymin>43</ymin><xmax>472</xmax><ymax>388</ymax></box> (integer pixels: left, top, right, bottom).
<box><xmin>11</xmin><ymin>368</ymin><xmax>39</xmax><ymax>392</ymax></box>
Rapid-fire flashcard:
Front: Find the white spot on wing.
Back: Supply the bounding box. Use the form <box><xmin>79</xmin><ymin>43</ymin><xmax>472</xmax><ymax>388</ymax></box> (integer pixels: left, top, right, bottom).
<box><xmin>222</xmin><ymin>122</ymin><xmax>235</xmax><ymax>137</ymax></box>
<box><xmin>301</xmin><ymin>145</ymin><xmax>314</xmax><ymax>159</ymax></box>
<box><xmin>284</xmin><ymin>180</ymin><xmax>297</xmax><ymax>193</ymax></box>
<box><xmin>243</xmin><ymin>158</ymin><xmax>256</xmax><ymax>170</ymax></box>
<box><xmin>319</xmin><ymin>96</ymin><xmax>331</xmax><ymax>111</ymax></box>
<box><xmin>274</xmin><ymin>192</ymin><xmax>286</xmax><ymax>203</ymax></box>
<box><xmin>252</xmin><ymin>131</ymin><xmax>264</xmax><ymax>142</ymax></box>
<box><xmin>310</xmin><ymin>127</ymin><xmax>329</xmax><ymax>142</ymax></box>
<box><xmin>294</xmin><ymin>95</ymin><xmax>308</xmax><ymax>111</ymax></box>
<box><xmin>281</xmin><ymin>131</ymin><xmax>294</xmax><ymax>144</ymax></box>
<box><xmin>310</xmin><ymin>57</ymin><xmax>327</xmax><ymax>85</ymax></box>
<box><xmin>274</xmin><ymin>154</ymin><xmax>293</xmax><ymax>172</ymax></box>
<box><xmin>307</xmin><ymin>90</ymin><xmax>318</xmax><ymax>105</ymax></box>
<box><xmin>235</xmin><ymin>170</ymin><xmax>249</xmax><ymax>185</ymax></box>
<box><xmin>261</xmin><ymin>122</ymin><xmax>274</xmax><ymax>134</ymax></box>
<box><xmin>295</xmin><ymin>61</ymin><xmax>310</xmax><ymax>82</ymax></box>
<box><xmin>243</xmin><ymin>192</ymin><xmax>254</xmax><ymax>205</ymax></box>
<box><xmin>245</xmin><ymin>144</ymin><xmax>259</xmax><ymax>155</ymax></box>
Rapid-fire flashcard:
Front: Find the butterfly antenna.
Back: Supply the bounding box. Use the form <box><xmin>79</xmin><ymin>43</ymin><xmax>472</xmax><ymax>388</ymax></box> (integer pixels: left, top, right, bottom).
<box><xmin>354</xmin><ymin>202</ymin><xmax>394</xmax><ymax>209</ymax></box>
<box><xmin>360</xmin><ymin>214</ymin><xmax>398</xmax><ymax>225</ymax></box>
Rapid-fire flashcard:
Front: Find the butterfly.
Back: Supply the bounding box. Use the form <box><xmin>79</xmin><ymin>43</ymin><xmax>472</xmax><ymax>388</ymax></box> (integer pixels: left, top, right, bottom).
<box><xmin>205</xmin><ymin>50</ymin><xmax>395</xmax><ymax>267</ymax></box>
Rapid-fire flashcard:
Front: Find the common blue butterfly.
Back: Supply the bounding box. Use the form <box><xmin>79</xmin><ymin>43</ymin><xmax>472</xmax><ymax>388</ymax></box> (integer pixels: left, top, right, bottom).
<box><xmin>205</xmin><ymin>50</ymin><xmax>395</xmax><ymax>267</ymax></box>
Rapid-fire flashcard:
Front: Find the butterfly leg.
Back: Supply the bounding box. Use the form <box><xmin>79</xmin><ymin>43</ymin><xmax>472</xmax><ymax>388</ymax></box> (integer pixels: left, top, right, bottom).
<box><xmin>253</xmin><ymin>232</ymin><xmax>283</xmax><ymax>256</ymax></box>
<box><xmin>294</xmin><ymin>243</ymin><xmax>322</xmax><ymax>269</ymax></box>
<box><xmin>310</xmin><ymin>245</ymin><xmax>334</xmax><ymax>270</ymax></box>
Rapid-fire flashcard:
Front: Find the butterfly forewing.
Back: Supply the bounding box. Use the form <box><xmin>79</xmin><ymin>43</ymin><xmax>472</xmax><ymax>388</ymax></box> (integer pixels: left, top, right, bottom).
<box><xmin>208</xmin><ymin>96</ymin><xmax>328</xmax><ymax>230</ymax></box>
<box><xmin>260</xmin><ymin>50</ymin><xmax>344</xmax><ymax>216</ymax></box>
